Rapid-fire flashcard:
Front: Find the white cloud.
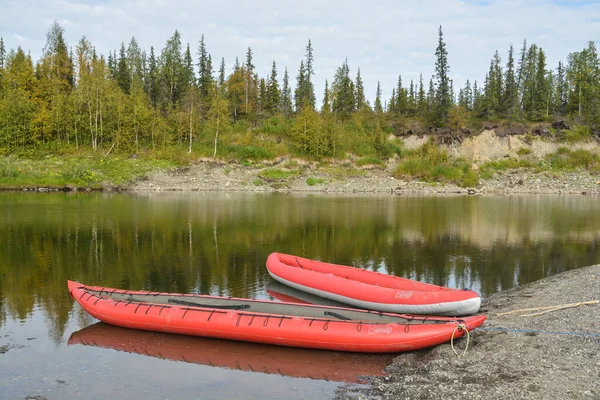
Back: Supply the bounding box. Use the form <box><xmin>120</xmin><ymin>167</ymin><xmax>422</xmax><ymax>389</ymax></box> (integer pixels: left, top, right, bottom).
<box><xmin>1</xmin><ymin>0</ymin><xmax>599</xmax><ymax>104</ymax></box>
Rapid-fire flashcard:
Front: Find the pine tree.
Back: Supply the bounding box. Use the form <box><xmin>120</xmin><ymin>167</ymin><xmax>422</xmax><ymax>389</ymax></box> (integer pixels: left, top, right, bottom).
<box><xmin>433</xmin><ymin>25</ymin><xmax>451</xmax><ymax>125</ymax></box>
<box><xmin>266</xmin><ymin>61</ymin><xmax>280</xmax><ymax>115</ymax></box>
<box><xmin>355</xmin><ymin>68</ymin><xmax>366</xmax><ymax>111</ymax></box>
<box><xmin>374</xmin><ymin>81</ymin><xmax>383</xmax><ymax>114</ymax></box>
<box><xmin>280</xmin><ymin>66</ymin><xmax>293</xmax><ymax>117</ymax></box>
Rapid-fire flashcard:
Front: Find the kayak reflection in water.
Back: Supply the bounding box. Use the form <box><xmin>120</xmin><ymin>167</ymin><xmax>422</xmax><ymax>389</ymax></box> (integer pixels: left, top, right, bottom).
<box><xmin>68</xmin><ymin>322</ymin><xmax>392</xmax><ymax>383</ymax></box>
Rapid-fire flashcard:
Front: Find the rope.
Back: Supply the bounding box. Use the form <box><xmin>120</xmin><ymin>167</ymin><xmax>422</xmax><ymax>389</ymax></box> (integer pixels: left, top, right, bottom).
<box><xmin>450</xmin><ymin>323</ymin><xmax>469</xmax><ymax>358</ymax></box>
<box><xmin>474</xmin><ymin>326</ymin><xmax>600</xmax><ymax>338</ymax></box>
<box><xmin>496</xmin><ymin>300</ymin><xmax>599</xmax><ymax>317</ymax></box>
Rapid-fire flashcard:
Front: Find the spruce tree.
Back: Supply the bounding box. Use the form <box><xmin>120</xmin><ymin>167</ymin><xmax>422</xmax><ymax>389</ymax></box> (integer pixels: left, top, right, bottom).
<box><xmin>396</xmin><ymin>75</ymin><xmax>407</xmax><ymax>114</ymax></box>
<box><xmin>183</xmin><ymin>43</ymin><xmax>195</xmax><ymax>94</ymax></box>
<box><xmin>127</xmin><ymin>37</ymin><xmax>143</xmax><ymax>83</ymax></box>
<box><xmin>116</xmin><ymin>42</ymin><xmax>130</xmax><ymax>94</ymax></box>
<box><xmin>258</xmin><ymin>77</ymin><xmax>267</xmax><ymax>115</ymax></box>
<box><xmin>417</xmin><ymin>74</ymin><xmax>426</xmax><ymax>114</ymax></box>
<box><xmin>159</xmin><ymin>30</ymin><xmax>185</xmax><ymax>106</ymax></box>
<box><xmin>266</xmin><ymin>61</ymin><xmax>280</xmax><ymax>115</ymax></box>
<box><xmin>280</xmin><ymin>66</ymin><xmax>293</xmax><ymax>117</ymax></box>
<box><xmin>304</xmin><ymin>40</ymin><xmax>316</xmax><ymax>109</ymax></box>
<box><xmin>555</xmin><ymin>61</ymin><xmax>567</xmax><ymax>115</ymax></box>
<box><xmin>0</xmin><ymin>37</ymin><xmax>5</xmax><ymax>71</ymax></box>
<box><xmin>322</xmin><ymin>79</ymin><xmax>331</xmax><ymax>113</ymax></box>
<box><xmin>355</xmin><ymin>68</ymin><xmax>366</xmax><ymax>111</ymax></box>
<box><xmin>218</xmin><ymin>57</ymin><xmax>226</xmax><ymax>89</ymax></box>
<box><xmin>294</xmin><ymin>60</ymin><xmax>306</xmax><ymax>111</ymax></box>
<box><xmin>331</xmin><ymin>59</ymin><xmax>355</xmax><ymax>120</ymax></box>
<box><xmin>198</xmin><ymin>35</ymin><xmax>213</xmax><ymax>100</ymax></box>
<box><xmin>374</xmin><ymin>81</ymin><xmax>383</xmax><ymax>114</ymax></box>
<box><xmin>503</xmin><ymin>44</ymin><xmax>518</xmax><ymax>119</ymax></box>
<box><xmin>388</xmin><ymin>88</ymin><xmax>396</xmax><ymax>113</ymax></box>
<box><xmin>427</xmin><ymin>76</ymin><xmax>435</xmax><ymax>111</ymax></box>
<box><xmin>433</xmin><ymin>25</ymin><xmax>451</xmax><ymax>125</ymax></box>
<box><xmin>533</xmin><ymin>48</ymin><xmax>548</xmax><ymax>120</ymax></box>
<box><xmin>147</xmin><ymin>46</ymin><xmax>159</xmax><ymax>106</ymax></box>
<box><xmin>244</xmin><ymin>47</ymin><xmax>255</xmax><ymax>114</ymax></box>
<box><xmin>516</xmin><ymin>39</ymin><xmax>528</xmax><ymax>109</ymax></box>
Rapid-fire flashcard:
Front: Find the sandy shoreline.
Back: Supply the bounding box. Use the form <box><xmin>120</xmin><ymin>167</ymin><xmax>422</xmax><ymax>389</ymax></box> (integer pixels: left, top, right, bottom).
<box><xmin>337</xmin><ymin>265</ymin><xmax>600</xmax><ymax>400</ymax></box>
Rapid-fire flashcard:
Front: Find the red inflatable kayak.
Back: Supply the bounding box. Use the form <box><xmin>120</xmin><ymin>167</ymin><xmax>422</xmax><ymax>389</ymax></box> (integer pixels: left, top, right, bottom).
<box><xmin>68</xmin><ymin>281</ymin><xmax>485</xmax><ymax>353</ymax></box>
<box><xmin>69</xmin><ymin>322</ymin><xmax>391</xmax><ymax>383</ymax></box>
<box><xmin>266</xmin><ymin>253</ymin><xmax>482</xmax><ymax>316</ymax></box>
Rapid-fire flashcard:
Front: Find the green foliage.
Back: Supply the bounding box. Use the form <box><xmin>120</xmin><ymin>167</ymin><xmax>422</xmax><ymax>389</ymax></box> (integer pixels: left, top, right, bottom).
<box><xmin>393</xmin><ymin>141</ymin><xmax>477</xmax><ymax>187</ymax></box>
<box><xmin>306</xmin><ymin>177</ymin><xmax>326</xmax><ymax>186</ymax></box>
<box><xmin>545</xmin><ymin>148</ymin><xmax>600</xmax><ymax>171</ymax></box>
<box><xmin>516</xmin><ymin>147</ymin><xmax>532</xmax><ymax>156</ymax></box>
<box><xmin>479</xmin><ymin>158</ymin><xmax>536</xmax><ymax>179</ymax></box>
<box><xmin>258</xmin><ymin>168</ymin><xmax>300</xmax><ymax>181</ymax></box>
<box><xmin>355</xmin><ymin>156</ymin><xmax>384</xmax><ymax>166</ymax></box>
<box><xmin>562</xmin><ymin>125</ymin><xmax>591</xmax><ymax>143</ymax></box>
<box><xmin>0</xmin><ymin>153</ymin><xmax>177</xmax><ymax>189</ymax></box>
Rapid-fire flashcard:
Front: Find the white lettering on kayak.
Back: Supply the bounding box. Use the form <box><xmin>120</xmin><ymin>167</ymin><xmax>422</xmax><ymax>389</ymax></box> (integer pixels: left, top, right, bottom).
<box><xmin>368</xmin><ymin>326</ymin><xmax>393</xmax><ymax>335</ymax></box>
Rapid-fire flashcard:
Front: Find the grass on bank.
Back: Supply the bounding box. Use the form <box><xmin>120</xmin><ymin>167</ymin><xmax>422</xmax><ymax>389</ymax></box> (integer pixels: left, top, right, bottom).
<box><xmin>479</xmin><ymin>147</ymin><xmax>600</xmax><ymax>179</ymax></box>
<box><xmin>393</xmin><ymin>140</ymin><xmax>479</xmax><ymax>188</ymax></box>
<box><xmin>0</xmin><ymin>150</ymin><xmax>181</xmax><ymax>189</ymax></box>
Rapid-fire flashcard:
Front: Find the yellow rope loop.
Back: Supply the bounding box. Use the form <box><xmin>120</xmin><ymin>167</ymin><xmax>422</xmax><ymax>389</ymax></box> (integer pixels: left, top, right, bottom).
<box><xmin>450</xmin><ymin>323</ymin><xmax>470</xmax><ymax>358</ymax></box>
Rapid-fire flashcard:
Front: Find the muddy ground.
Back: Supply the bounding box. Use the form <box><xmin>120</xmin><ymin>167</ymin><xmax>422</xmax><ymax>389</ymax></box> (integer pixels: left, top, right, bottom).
<box><xmin>336</xmin><ymin>265</ymin><xmax>600</xmax><ymax>400</ymax></box>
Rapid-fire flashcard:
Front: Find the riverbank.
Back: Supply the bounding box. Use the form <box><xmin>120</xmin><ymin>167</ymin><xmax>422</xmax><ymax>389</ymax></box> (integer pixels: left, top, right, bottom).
<box><xmin>2</xmin><ymin>129</ymin><xmax>600</xmax><ymax>195</ymax></box>
<box><xmin>337</xmin><ymin>265</ymin><xmax>600</xmax><ymax>400</ymax></box>
<box><xmin>128</xmin><ymin>159</ymin><xmax>600</xmax><ymax>195</ymax></box>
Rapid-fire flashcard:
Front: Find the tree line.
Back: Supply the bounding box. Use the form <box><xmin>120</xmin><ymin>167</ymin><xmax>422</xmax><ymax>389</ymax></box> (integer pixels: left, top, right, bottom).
<box><xmin>0</xmin><ymin>23</ymin><xmax>598</xmax><ymax>158</ymax></box>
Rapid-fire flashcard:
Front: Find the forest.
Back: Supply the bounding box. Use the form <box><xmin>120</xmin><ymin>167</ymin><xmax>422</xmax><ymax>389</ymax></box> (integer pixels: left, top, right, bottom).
<box><xmin>0</xmin><ymin>23</ymin><xmax>599</xmax><ymax>160</ymax></box>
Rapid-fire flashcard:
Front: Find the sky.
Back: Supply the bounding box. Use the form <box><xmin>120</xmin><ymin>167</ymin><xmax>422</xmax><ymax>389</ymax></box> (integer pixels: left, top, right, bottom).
<box><xmin>1</xmin><ymin>0</ymin><xmax>599</xmax><ymax>105</ymax></box>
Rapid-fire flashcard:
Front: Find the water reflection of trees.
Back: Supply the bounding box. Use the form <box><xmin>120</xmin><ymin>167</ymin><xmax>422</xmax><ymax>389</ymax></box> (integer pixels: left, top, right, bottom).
<box><xmin>0</xmin><ymin>192</ymin><xmax>599</xmax><ymax>341</ymax></box>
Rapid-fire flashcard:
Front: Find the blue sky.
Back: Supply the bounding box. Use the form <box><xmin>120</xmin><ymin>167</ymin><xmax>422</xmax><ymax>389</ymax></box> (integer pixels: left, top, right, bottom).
<box><xmin>1</xmin><ymin>0</ymin><xmax>599</xmax><ymax>104</ymax></box>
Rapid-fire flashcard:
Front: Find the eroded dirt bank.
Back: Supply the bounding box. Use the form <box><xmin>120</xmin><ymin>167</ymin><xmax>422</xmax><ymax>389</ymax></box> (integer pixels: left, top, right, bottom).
<box><xmin>337</xmin><ymin>265</ymin><xmax>600</xmax><ymax>400</ymax></box>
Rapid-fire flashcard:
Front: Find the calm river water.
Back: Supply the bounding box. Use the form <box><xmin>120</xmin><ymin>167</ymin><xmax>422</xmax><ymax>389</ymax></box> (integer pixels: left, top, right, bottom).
<box><xmin>1</xmin><ymin>192</ymin><xmax>599</xmax><ymax>399</ymax></box>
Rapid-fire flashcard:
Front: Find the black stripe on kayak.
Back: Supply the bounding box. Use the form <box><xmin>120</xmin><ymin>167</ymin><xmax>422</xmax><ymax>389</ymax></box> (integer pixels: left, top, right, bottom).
<box><xmin>168</xmin><ymin>299</ymin><xmax>251</xmax><ymax>310</ymax></box>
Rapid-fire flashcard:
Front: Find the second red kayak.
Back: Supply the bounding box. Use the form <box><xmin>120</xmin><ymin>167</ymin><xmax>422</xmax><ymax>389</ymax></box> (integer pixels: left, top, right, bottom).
<box><xmin>266</xmin><ymin>253</ymin><xmax>482</xmax><ymax>316</ymax></box>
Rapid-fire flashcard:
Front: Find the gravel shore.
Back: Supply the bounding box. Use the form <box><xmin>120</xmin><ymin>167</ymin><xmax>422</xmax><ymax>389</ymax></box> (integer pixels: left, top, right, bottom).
<box><xmin>336</xmin><ymin>265</ymin><xmax>600</xmax><ymax>400</ymax></box>
<box><xmin>127</xmin><ymin>160</ymin><xmax>600</xmax><ymax>195</ymax></box>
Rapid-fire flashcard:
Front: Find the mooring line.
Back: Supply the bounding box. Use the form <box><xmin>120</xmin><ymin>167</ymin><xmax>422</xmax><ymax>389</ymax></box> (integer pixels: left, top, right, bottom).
<box><xmin>474</xmin><ymin>326</ymin><xmax>600</xmax><ymax>338</ymax></box>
